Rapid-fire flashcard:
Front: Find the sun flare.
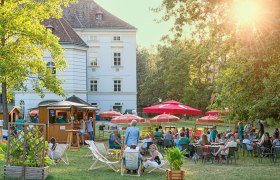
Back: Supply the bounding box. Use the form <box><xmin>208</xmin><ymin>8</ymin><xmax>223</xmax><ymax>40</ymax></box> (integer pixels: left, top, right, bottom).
<box><xmin>233</xmin><ymin>0</ymin><xmax>263</xmax><ymax>26</ymax></box>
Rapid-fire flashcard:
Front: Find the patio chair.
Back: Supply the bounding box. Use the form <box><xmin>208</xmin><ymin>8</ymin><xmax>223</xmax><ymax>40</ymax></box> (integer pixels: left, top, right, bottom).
<box><xmin>163</xmin><ymin>139</ymin><xmax>173</xmax><ymax>149</ymax></box>
<box><xmin>88</xmin><ymin>147</ymin><xmax>119</xmax><ymax>172</ymax></box>
<box><xmin>272</xmin><ymin>146</ymin><xmax>280</xmax><ymax>163</ymax></box>
<box><xmin>121</xmin><ymin>151</ymin><xmax>141</xmax><ymax>176</ymax></box>
<box><xmin>94</xmin><ymin>142</ymin><xmax>115</xmax><ymax>158</ymax></box>
<box><xmin>242</xmin><ymin>143</ymin><xmax>253</xmax><ymax>157</ymax></box>
<box><xmin>224</xmin><ymin>147</ymin><xmax>237</xmax><ymax>164</ymax></box>
<box><xmin>50</xmin><ymin>144</ymin><xmax>69</xmax><ymax>165</ymax></box>
<box><xmin>195</xmin><ymin>146</ymin><xmax>210</xmax><ymax>163</ymax></box>
<box><xmin>258</xmin><ymin>146</ymin><xmax>273</xmax><ymax>163</ymax></box>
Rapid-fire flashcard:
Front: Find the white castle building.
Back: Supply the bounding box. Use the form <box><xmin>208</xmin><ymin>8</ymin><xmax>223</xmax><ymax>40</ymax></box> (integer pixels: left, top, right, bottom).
<box><xmin>14</xmin><ymin>0</ymin><xmax>137</xmax><ymax>117</ymax></box>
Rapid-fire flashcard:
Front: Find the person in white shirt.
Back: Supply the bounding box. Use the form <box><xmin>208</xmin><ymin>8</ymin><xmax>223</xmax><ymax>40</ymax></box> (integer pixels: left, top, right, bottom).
<box><xmin>140</xmin><ymin>133</ymin><xmax>153</xmax><ymax>152</ymax></box>
<box><xmin>213</xmin><ymin>135</ymin><xmax>237</xmax><ymax>156</ymax></box>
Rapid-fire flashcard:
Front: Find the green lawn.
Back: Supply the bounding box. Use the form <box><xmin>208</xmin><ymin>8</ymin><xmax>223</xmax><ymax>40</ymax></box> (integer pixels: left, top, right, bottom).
<box><xmin>1</xmin><ymin>120</ymin><xmax>279</xmax><ymax>180</ymax></box>
<box><xmin>1</xmin><ymin>145</ymin><xmax>279</xmax><ymax>180</ymax></box>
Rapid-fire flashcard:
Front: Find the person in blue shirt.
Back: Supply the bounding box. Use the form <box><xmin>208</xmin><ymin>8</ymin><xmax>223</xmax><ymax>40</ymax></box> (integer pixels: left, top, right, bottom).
<box><xmin>209</xmin><ymin>126</ymin><xmax>217</xmax><ymax>142</ymax></box>
<box><xmin>33</xmin><ymin>114</ymin><xmax>39</xmax><ymax>123</ymax></box>
<box><xmin>86</xmin><ymin>117</ymin><xmax>94</xmax><ymax>141</ymax></box>
<box><xmin>124</xmin><ymin>120</ymin><xmax>140</xmax><ymax>147</ymax></box>
<box><xmin>15</xmin><ymin>115</ymin><xmax>25</xmax><ymax>132</ymax></box>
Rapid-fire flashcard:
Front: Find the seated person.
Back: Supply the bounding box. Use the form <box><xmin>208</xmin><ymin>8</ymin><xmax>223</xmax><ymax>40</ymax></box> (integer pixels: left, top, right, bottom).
<box><xmin>272</xmin><ymin>134</ymin><xmax>280</xmax><ymax>146</ymax></box>
<box><xmin>111</xmin><ymin>130</ymin><xmax>122</xmax><ymax>149</ymax></box>
<box><xmin>248</xmin><ymin>130</ymin><xmax>255</xmax><ymax>141</ymax></box>
<box><xmin>218</xmin><ymin>133</ymin><xmax>226</xmax><ymax>144</ymax></box>
<box><xmin>258</xmin><ymin>132</ymin><xmax>272</xmax><ymax>152</ymax></box>
<box><xmin>140</xmin><ymin>133</ymin><xmax>153</xmax><ymax>152</ymax></box>
<box><xmin>197</xmin><ymin>134</ymin><xmax>210</xmax><ymax>146</ymax></box>
<box><xmin>47</xmin><ymin>137</ymin><xmax>59</xmax><ymax>161</ymax></box>
<box><xmin>123</xmin><ymin>144</ymin><xmax>142</xmax><ymax>174</ymax></box>
<box><xmin>178</xmin><ymin>132</ymin><xmax>190</xmax><ymax>150</ymax></box>
<box><xmin>242</xmin><ymin>134</ymin><xmax>256</xmax><ymax>151</ymax></box>
<box><xmin>213</xmin><ymin>135</ymin><xmax>237</xmax><ymax>157</ymax></box>
<box><xmin>154</xmin><ymin>128</ymin><xmax>162</xmax><ymax>139</ymax></box>
<box><xmin>142</xmin><ymin>144</ymin><xmax>163</xmax><ymax>172</ymax></box>
<box><xmin>164</xmin><ymin>131</ymin><xmax>173</xmax><ymax>141</ymax></box>
<box><xmin>172</xmin><ymin>128</ymin><xmax>178</xmax><ymax>137</ymax></box>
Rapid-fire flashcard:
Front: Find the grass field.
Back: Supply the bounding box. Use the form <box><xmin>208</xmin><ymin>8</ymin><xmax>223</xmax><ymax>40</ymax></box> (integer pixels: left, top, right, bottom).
<box><xmin>1</xmin><ymin>119</ymin><xmax>279</xmax><ymax>180</ymax></box>
<box><xmin>1</xmin><ymin>145</ymin><xmax>279</xmax><ymax>180</ymax></box>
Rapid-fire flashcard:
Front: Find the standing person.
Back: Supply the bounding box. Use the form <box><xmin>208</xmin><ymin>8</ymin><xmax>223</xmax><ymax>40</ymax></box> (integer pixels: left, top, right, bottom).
<box><xmin>237</xmin><ymin>121</ymin><xmax>244</xmax><ymax>141</ymax></box>
<box><xmin>79</xmin><ymin>119</ymin><xmax>86</xmax><ymax>145</ymax></box>
<box><xmin>258</xmin><ymin>120</ymin><xmax>265</xmax><ymax>139</ymax></box>
<box><xmin>186</xmin><ymin>128</ymin><xmax>190</xmax><ymax>138</ymax></box>
<box><xmin>244</xmin><ymin>121</ymin><xmax>251</xmax><ymax>135</ymax></box>
<box><xmin>15</xmin><ymin>115</ymin><xmax>25</xmax><ymax>139</ymax></box>
<box><xmin>33</xmin><ymin>114</ymin><xmax>39</xmax><ymax>123</ymax></box>
<box><xmin>209</xmin><ymin>126</ymin><xmax>217</xmax><ymax>142</ymax></box>
<box><xmin>86</xmin><ymin>117</ymin><xmax>94</xmax><ymax>141</ymax></box>
<box><xmin>124</xmin><ymin>120</ymin><xmax>140</xmax><ymax>147</ymax></box>
<box><xmin>15</xmin><ymin>115</ymin><xmax>25</xmax><ymax>133</ymax></box>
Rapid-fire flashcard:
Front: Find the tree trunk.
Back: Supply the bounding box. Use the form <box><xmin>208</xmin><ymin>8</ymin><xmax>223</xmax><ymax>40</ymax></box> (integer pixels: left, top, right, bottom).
<box><xmin>2</xmin><ymin>82</ymin><xmax>9</xmax><ymax>129</ymax></box>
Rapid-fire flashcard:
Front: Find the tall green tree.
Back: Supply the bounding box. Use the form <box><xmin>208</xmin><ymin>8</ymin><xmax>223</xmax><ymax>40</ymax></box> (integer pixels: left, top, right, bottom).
<box><xmin>155</xmin><ymin>0</ymin><xmax>280</xmax><ymax>121</ymax></box>
<box><xmin>0</xmin><ymin>0</ymin><xmax>76</xmax><ymax>129</ymax></box>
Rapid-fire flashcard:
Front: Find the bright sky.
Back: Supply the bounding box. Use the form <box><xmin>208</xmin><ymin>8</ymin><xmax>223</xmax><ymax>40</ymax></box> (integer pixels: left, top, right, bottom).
<box><xmin>94</xmin><ymin>0</ymin><xmax>173</xmax><ymax>48</ymax></box>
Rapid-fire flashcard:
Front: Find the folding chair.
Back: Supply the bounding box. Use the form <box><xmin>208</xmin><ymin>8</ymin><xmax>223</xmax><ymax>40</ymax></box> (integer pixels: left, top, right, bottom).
<box><xmin>88</xmin><ymin>147</ymin><xmax>119</xmax><ymax>172</ymax></box>
<box><xmin>50</xmin><ymin>144</ymin><xmax>69</xmax><ymax>165</ymax></box>
<box><xmin>242</xmin><ymin>143</ymin><xmax>253</xmax><ymax>157</ymax></box>
<box><xmin>147</xmin><ymin>159</ymin><xmax>166</xmax><ymax>173</ymax></box>
<box><xmin>94</xmin><ymin>142</ymin><xmax>116</xmax><ymax>158</ymax></box>
<box><xmin>121</xmin><ymin>151</ymin><xmax>141</xmax><ymax>177</ymax></box>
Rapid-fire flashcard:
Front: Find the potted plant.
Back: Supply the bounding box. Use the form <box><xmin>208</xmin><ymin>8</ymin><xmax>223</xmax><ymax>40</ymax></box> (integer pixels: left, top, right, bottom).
<box><xmin>2</xmin><ymin>123</ymin><xmax>53</xmax><ymax>179</ymax></box>
<box><xmin>165</xmin><ymin>147</ymin><xmax>185</xmax><ymax>180</ymax></box>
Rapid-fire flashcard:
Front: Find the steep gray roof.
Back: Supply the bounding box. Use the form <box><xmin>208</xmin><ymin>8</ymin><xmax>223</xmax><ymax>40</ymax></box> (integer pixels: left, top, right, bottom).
<box><xmin>63</xmin><ymin>0</ymin><xmax>136</xmax><ymax>29</ymax></box>
<box><xmin>43</xmin><ymin>18</ymin><xmax>87</xmax><ymax>47</ymax></box>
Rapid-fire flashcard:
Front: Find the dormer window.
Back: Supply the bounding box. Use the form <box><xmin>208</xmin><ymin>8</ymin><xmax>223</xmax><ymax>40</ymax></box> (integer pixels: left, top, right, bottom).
<box><xmin>46</xmin><ymin>24</ymin><xmax>54</xmax><ymax>34</ymax></box>
<box><xmin>95</xmin><ymin>10</ymin><xmax>103</xmax><ymax>20</ymax></box>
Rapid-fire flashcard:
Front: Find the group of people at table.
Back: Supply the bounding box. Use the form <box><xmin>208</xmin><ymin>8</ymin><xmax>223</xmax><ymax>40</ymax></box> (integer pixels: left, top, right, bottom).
<box><xmin>110</xmin><ymin>119</ymin><xmax>280</xmax><ymax>174</ymax></box>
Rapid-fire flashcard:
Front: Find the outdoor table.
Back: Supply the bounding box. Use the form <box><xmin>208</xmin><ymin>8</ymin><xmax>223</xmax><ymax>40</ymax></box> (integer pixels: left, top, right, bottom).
<box><xmin>211</xmin><ymin>142</ymin><xmax>225</xmax><ymax>146</ymax></box>
<box><xmin>165</xmin><ymin>126</ymin><xmax>176</xmax><ymax>132</ymax></box>
<box><xmin>251</xmin><ymin>139</ymin><xmax>259</xmax><ymax>143</ymax></box>
<box><xmin>66</xmin><ymin>129</ymin><xmax>80</xmax><ymax>150</ymax></box>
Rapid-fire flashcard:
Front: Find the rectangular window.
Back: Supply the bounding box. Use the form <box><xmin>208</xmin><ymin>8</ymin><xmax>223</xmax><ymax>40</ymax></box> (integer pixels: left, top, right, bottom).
<box><xmin>113</xmin><ymin>52</ymin><xmax>121</xmax><ymax>66</ymax></box>
<box><xmin>114</xmin><ymin>80</ymin><xmax>121</xmax><ymax>92</ymax></box>
<box><xmin>90</xmin><ymin>80</ymin><xmax>98</xmax><ymax>92</ymax></box>
<box><xmin>113</xmin><ymin>36</ymin><xmax>120</xmax><ymax>41</ymax></box>
<box><xmin>90</xmin><ymin>57</ymin><xmax>98</xmax><ymax>66</ymax></box>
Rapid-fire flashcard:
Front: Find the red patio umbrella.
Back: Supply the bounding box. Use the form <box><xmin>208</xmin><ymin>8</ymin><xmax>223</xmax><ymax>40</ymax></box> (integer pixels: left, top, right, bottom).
<box><xmin>149</xmin><ymin>114</ymin><xmax>180</xmax><ymax>123</ymax></box>
<box><xmin>100</xmin><ymin>110</ymin><xmax>122</xmax><ymax>118</ymax></box>
<box><xmin>196</xmin><ymin>115</ymin><xmax>224</xmax><ymax>124</ymax></box>
<box><xmin>29</xmin><ymin>109</ymin><xmax>39</xmax><ymax>116</ymax></box>
<box><xmin>110</xmin><ymin>114</ymin><xmax>145</xmax><ymax>124</ymax></box>
<box><xmin>205</xmin><ymin>110</ymin><xmax>226</xmax><ymax>116</ymax></box>
<box><xmin>143</xmin><ymin>100</ymin><xmax>201</xmax><ymax>115</ymax></box>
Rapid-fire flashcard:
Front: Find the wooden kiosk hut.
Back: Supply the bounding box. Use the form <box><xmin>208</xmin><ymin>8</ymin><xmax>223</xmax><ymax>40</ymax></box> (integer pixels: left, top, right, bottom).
<box><xmin>38</xmin><ymin>100</ymin><xmax>97</xmax><ymax>142</ymax></box>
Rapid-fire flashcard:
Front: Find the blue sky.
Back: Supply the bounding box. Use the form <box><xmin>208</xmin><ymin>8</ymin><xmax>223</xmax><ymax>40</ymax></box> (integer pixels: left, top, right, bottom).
<box><xmin>94</xmin><ymin>0</ymin><xmax>173</xmax><ymax>48</ymax></box>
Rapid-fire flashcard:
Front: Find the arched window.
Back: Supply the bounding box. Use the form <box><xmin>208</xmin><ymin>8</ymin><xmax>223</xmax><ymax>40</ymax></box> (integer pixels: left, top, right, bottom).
<box><xmin>46</xmin><ymin>61</ymin><xmax>56</xmax><ymax>74</ymax></box>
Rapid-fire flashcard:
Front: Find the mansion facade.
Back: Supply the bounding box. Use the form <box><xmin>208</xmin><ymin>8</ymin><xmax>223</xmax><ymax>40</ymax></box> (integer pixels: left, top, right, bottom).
<box><xmin>14</xmin><ymin>0</ymin><xmax>137</xmax><ymax>117</ymax></box>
